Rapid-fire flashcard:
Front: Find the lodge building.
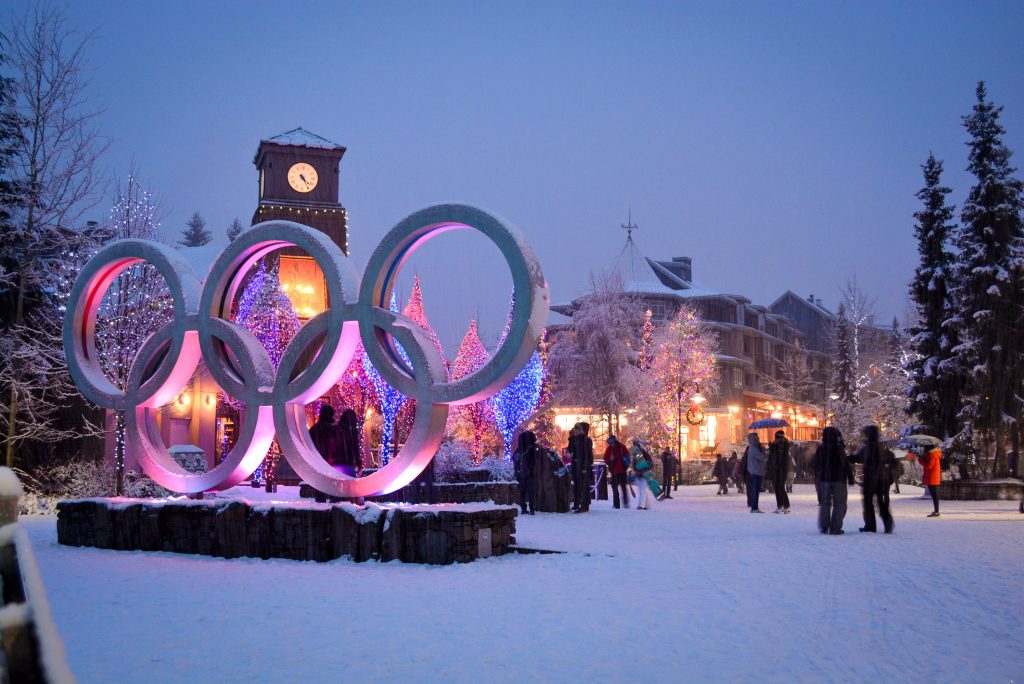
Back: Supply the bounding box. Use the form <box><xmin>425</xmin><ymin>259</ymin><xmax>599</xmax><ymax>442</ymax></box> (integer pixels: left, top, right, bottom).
<box><xmin>551</xmin><ymin>231</ymin><xmax>842</xmax><ymax>456</ymax></box>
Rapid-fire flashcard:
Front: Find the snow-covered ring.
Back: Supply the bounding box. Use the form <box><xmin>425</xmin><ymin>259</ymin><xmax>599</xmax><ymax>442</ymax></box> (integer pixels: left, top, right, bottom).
<box><xmin>63</xmin><ymin>205</ymin><xmax>549</xmax><ymax>497</ymax></box>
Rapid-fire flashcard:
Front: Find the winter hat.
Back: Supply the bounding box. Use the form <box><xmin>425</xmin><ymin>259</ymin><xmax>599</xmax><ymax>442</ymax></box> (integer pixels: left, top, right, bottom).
<box><xmin>775</xmin><ymin>430</ymin><xmax>786</xmax><ymax>438</ymax></box>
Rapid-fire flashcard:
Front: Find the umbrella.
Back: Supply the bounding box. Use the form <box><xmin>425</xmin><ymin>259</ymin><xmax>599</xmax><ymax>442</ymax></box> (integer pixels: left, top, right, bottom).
<box><xmin>902</xmin><ymin>434</ymin><xmax>941</xmax><ymax>447</ymax></box>
<box><xmin>748</xmin><ymin>418</ymin><xmax>790</xmax><ymax>430</ymax></box>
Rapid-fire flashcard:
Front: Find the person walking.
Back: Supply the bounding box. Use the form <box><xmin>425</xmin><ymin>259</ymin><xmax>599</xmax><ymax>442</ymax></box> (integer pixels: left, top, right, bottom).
<box><xmin>812</xmin><ymin>426</ymin><xmax>853</xmax><ymax>534</ymax></box>
<box><xmin>768</xmin><ymin>430</ymin><xmax>792</xmax><ymax>513</ymax></box>
<box><xmin>631</xmin><ymin>439</ymin><xmax>657</xmax><ymax>509</ymax></box>
<box><xmin>849</xmin><ymin>425</ymin><xmax>896</xmax><ymax>533</ymax></box>
<box><xmin>891</xmin><ymin>457</ymin><xmax>904</xmax><ymax>494</ymax></box>
<box><xmin>659</xmin><ymin>448</ymin><xmax>677</xmax><ymax>500</ymax></box>
<box><xmin>604</xmin><ymin>435</ymin><xmax>631</xmax><ymax>509</ymax></box>
<box><xmin>744</xmin><ymin>433</ymin><xmax>768</xmax><ymax>513</ymax></box>
<box><xmin>730</xmin><ymin>452</ymin><xmax>744</xmax><ymax>494</ymax></box>
<box><xmin>921</xmin><ymin>445</ymin><xmax>942</xmax><ymax>517</ymax></box>
<box><xmin>713</xmin><ymin>453</ymin><xmax>729</xmax><ymax>495</ymax></box>
<box><xmin>513</xmin><ymin>431</ymin><xmax>540</xmax><ymax>514</ymax></box>
<box><xmin>568</xmin><ymin>422</ymin><xmax>594</xmax><ymax>513</ymax></box>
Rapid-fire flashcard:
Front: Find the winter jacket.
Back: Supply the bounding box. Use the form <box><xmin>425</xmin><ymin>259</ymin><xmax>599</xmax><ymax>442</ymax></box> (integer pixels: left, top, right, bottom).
<box><xmin>513</xmin><ymin>432</ymin><xmax>539</xmax><ymax>482</ymax></box>
<box><xmin>813</xmin><ymin>428</ymin><xmax>853</xmax><ymax>484</ymax></box>
<box><xmin>309</xmin><ymin>405</ymin><xmax>338</xmax><ymax>464</ymax></box>
<box><xmin>745</xmin><ymin>435</ymin><xmax>767</xmax><ymax>477</ymax></box>
<box><xmin>603</xmin><ymin>440</ymin><xmax>630</xmax><ymax>475</ymax></box>
<box><xmin>849</xmin><ymin>425</ymin><xmax>896</xmax><ymax>485</ymax></box>
<box><xmin>335</xmin><ymin>409</ymin><xmax>361</xmax><ymax>468</ymax></box>
<box><xmin>712</xmin><ymin>457</ymin><xmax>729</xmax><ymax>480</ymax></box>
<box><xmin>922</xmin><ymin>448</ymin><xmax>942</xmax><ymax>486</ymax></box>
<box><xmin>768</xmin><ymin>439</ymin><xmax>790</xmax><ymax>482</ymax></box>
<box><xmin>568</xmin><ymin>433</ymin><xmax>594</xmax><ymax>475</ymax></box>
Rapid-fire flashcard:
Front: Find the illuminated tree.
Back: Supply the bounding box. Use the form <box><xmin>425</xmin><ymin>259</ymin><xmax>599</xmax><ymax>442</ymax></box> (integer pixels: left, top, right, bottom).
<box><xmin>362</xmin><ymin>293</ymin><xmax>408</xmax><ymax>465</ymax></box>
<box><xmin>638</xmin><ymin>303</ymin><xmax>719</xmax><ymax>449</ymax></box>
<box><xmin>335</xmin><ymin>338</ymin><xmax>377</xmax><ymax>467</ymax></box>
<box><xmin>529</xmin><ymin>330</ymin><xmax>561</xmax><ymax>450</ymax></box>
<box><xmin>232</xmin><ymin>259</ymin><xmax>300</xmax><ymax>482</ymax></box>
<box><xmin>448</xmin><ymin>319</ymin><xmax>497</xmax><ymax>459</ymax></box>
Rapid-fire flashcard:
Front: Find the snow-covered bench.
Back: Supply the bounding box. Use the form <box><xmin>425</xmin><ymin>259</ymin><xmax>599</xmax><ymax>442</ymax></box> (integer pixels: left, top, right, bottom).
<box><xmin>0</xmin><ymin>469</ymin><xmax>74</xmax><ymax>683</ymax></box>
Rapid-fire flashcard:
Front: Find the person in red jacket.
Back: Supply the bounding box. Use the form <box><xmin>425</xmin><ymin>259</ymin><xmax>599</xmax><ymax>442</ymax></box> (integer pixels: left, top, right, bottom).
<box><xmin>922</xmin><ymin>446</ymin><xmax>942</xmax><ymax>517</ymax></box>
<box><xmin>604</xmin><ymin>435</ymin><xmax>630</xmax><ymax>510</ymax></box>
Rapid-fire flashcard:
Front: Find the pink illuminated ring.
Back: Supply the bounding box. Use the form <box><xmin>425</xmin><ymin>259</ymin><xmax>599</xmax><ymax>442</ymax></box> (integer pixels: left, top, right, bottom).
<box><xmin>63</xmin><ymin>205</ymin><xmax>549</xmax><ymax>496</ymax></box>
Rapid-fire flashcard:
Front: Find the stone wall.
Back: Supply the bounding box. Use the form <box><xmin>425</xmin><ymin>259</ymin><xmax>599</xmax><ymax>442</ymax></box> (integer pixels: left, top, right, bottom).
<box><xmin>938</xmin><ymin>479</ymin><xmax>1024</xmax><ymax>501</ymax></box>
<box><xmin>57</xmin><ymin>499</ymin><xmax>517</xmax><ymax>565</ymax></box>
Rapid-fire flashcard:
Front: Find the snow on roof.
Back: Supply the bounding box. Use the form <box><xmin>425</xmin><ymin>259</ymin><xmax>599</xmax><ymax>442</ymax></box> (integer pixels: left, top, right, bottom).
<box><xmin>769</xmin><ymin>290</ymin><xmax>836</xmax><ymax>318</ymax></box>
<box><xmin>263</xmin><ymin>127</ymin><xmax>345</xmax><ymax>150</ymax></box>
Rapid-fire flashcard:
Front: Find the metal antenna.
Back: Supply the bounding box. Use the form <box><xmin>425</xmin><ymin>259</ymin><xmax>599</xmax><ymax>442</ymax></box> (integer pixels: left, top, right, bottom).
<box><xmin>621</xmin><ymin>207</ymin><xmax>638</xmax><ymax>241</ymax></box>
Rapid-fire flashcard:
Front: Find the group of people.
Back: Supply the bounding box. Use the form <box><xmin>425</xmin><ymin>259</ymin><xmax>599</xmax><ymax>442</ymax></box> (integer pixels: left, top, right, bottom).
<box><xmin>308</xmin><ymin>404</ymin><xmax>363</xmax><ymax>475</ymax></box>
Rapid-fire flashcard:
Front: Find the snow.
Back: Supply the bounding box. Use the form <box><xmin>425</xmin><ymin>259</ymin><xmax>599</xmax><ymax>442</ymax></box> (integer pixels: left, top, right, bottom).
<box><xmin>262</xmin><ymin>127</ymin><xmax>345</xmax><ymax>150</ymax></box>
<box><xmin>20</xmin><ymin>484</ymin><xmax>1024</xmax><ymax>682</ymax></box>
<box><xmin>0</xmin><ymin>466</ymin><xmax>24</xmax><ymax>497</ymax></box>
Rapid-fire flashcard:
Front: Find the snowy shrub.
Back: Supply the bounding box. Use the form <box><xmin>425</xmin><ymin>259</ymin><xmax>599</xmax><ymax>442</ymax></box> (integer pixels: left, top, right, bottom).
<box><xmin>434</xmin><ymin>441</ymin><xmax>477</xmax><ymax>483</ymax></box>
<box><xmin>477</xmin><ymin>454</ymin><xmax>514</xmax><ymax>482</ymax></box>
<box><xmin>434</xmin><ymin>441</ymin><xmax>514</xmax><ymax>482</ymax></box>
<box><xmin>14</xmin><ymin>458</ymin><xmax>170</xmax><ymax>514</ymax></box>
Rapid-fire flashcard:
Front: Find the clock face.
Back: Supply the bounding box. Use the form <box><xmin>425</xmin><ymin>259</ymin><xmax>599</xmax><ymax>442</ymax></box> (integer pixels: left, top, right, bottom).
<box><xmin>287</xmin><ymin>162</ymin><xmax>318</xmax><ymax>193</ymax></box>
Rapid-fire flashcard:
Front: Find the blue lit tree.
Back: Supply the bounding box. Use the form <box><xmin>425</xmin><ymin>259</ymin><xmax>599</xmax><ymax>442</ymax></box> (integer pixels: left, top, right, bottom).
<box><xmin>362</xmin><ymin>293</ymin><xmax>409</xmax><ymax>465</ymax></box>
<box><xmin>490</xmin><ymin>350</ymin><xmax>542</xmax><ymax>460</ymax></box>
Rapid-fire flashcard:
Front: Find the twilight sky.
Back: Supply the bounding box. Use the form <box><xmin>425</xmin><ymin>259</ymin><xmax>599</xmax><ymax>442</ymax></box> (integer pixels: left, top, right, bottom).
<box><xmin>6</xmin><ymin>1</ymin><xmax>1024</xmax><ymax>355</ymax></box>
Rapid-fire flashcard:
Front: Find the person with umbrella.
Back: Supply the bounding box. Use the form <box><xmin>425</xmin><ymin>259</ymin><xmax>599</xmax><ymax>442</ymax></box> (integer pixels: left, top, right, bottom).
<box><xmin>744</xmin><ymin>432</ymin><xmax>768</xmax><ymax>513</ymax></box>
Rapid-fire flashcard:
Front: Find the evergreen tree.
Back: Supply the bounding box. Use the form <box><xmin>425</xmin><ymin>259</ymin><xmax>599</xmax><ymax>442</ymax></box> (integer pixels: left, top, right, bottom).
<box><xmin>179</xmin><ymin>211</ymin><xmax>211</xmax><ymax>247</ymax></box>
<box><xmin>830</xmin><ymin>303</ymin><xmax>868</xmax><ymax>440</ymax></box>
<box><xmin>949</xmin><ymin>81</ymin><xmax>1024</xmax><ymax>476</ymax></box>
<box><xmin>226</xmin><ymin>217</ymin><xmax>244</xmax><ymax>241</ymax></box>
<box><xmin>906</xmin><ymin>154</ymin><xmax>960</xmax><ymax>440</ymax></box>
<box><xmin>832</xmin><ymin>303</ymin><xmax>856</xmax><ymax>404</ymax></box>
<box><xmin>448</xmin><ymin>319</ymin><xmax>497</xmax><ymax>460</ymax></box>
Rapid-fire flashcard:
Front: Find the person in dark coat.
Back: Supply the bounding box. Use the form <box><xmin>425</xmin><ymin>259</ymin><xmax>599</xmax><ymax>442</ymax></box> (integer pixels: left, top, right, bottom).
<box><xmin>713</xmin><ymin>454</ymin><xmax>729</xmax><ymax>495</ymax></box>
<box><xmin>309</xmin><ymin>404</ymin><xmax>338</xmax><ymax>464</ymax></box>
<box><xmin>334</xmin><ymin>408</ymin><xmax>361</xmax><ymax>477</ymax></box>
<box><xmin>513</xmin><ymin>430</ymin><xmax>540</xmax><ymax>514</ymax></box>
<box><xmin>659</xmin><ymin>448</ymin><xmax>677</xmax><ymax>500</ymax></box>
<box><xmin>568</xmin><ymin>422</ymin><xmax>594</xmax><ymax>512</ymax></box>
<box><xmin>812</xmin><ymin>426</ymin><xmax>853</xmax><ymax>534</ymax></box>
<box><xmin>603</xmin><ymin>435</ymin><xmax>630</xmax><ymax>509</ymax></box>
<box><xmin>849</xmin><ymin>424</ymin><xmax>896</xmax><ymax>533</ymax></box>
<box><xmin>767</xmin><ymin>430</ymin><xmax>791</xmax><ymax>513</ymax></box>
<box><xmin>730</xmin><ymin>452</ymin><xmax>743</xmax><ymax>493</ymax></box>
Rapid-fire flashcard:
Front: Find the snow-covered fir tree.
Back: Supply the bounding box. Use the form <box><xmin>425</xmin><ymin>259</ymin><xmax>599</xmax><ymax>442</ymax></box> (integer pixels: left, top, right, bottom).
<box><xmin>830</xmin><ymin>303</ymin><xmax>868</xmax><ymax>441</ymax></box>
<box><xmin>906</xmin><ymin>153</ymin><xmax>961</xmax><ymax>440</ymax></box>
<box><xmin>178</xmin><ymin>211</ymin><xmax>211</xmax><ymax>247</ymax></box>
<box><xmin>948</xmin><ymin>81</ymin><xmax>1024</xmax><ymax>475</ymax></box>
<box><xmin>227</xmin><ymin>217</ymin><xmax>244</xmax><ymax>241</ymax></box>
<box><xmin>864</xmin><ymin>319</ymin><xmax>916</xmax><ymax>439</ymax></box>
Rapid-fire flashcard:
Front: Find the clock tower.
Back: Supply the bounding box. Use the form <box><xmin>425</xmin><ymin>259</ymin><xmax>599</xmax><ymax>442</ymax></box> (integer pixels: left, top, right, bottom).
<box><xmin>252</xmin><ymin>127</ymin><xmax>349</xmax><ymax>253</ymax></box>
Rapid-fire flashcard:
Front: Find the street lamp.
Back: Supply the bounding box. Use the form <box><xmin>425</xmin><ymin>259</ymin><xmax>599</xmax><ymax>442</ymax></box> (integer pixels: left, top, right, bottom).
<box><xmin>825</xmin><ymin>392</ymin><xmax>840</xmax><ymax>427</ymax></box>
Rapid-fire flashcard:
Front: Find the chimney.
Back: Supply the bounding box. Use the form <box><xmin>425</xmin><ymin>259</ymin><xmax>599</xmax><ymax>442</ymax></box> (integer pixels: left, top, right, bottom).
<box><xmin>672</xmin><ymin>256</ymin><xmax>693</xmax><ymax>282</ymax></box>
<box><xmin>807</xmin><ymin>293</ymin><xmax>814</xmax><ymax>303</ymax></box>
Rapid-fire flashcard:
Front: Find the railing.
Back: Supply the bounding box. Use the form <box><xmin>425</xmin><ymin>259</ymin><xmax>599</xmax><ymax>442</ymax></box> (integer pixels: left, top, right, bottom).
<box><xmin>0</xmin><ymin>471</ymin><xmax>75</xmax><ymax>683</ymax></box>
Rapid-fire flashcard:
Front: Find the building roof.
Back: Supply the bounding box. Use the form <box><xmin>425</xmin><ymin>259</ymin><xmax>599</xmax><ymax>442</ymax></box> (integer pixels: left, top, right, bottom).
<box><xmin>769</xmin><ymin>290</ymin><xmax>836</xmax><ymax>319</ymax></box>
<box><xmin>262</xmin><ymin>127</ymin><xmax>345</xmax><ymax>151</ymax></box>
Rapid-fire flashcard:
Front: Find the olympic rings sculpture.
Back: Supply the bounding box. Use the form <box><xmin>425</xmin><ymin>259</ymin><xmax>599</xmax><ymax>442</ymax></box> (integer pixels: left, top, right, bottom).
<box><xmin>63</xmin><ymin>204</ymin><xmax>549</xmax><ymax>497</ymax></box>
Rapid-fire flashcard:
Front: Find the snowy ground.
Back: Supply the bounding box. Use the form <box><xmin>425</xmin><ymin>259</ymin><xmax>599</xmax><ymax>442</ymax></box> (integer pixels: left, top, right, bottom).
<box><xmin>22</xmin><ymin>484</ymin><xmax>1024</xmax><ymax>683</ymax></box>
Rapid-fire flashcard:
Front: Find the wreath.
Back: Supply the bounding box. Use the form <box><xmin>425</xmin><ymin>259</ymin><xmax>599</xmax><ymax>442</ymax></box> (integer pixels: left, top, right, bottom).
<box><xmin>685</xmin><ymin>405</ymin><xmax>705</xmax><ymax>425</ymax></box>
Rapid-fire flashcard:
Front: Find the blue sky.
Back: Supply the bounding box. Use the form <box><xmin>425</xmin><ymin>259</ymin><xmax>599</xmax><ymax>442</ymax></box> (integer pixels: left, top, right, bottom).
<box><xmin>6</xmin><ymin>1</ymin><xmax>1024</xmax><ymax>353</ymax></box>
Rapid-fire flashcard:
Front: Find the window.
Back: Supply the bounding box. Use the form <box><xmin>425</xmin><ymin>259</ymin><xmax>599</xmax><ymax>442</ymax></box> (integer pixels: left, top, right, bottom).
<box><xmin>743</xmin><ymin>336</ymin><xmax>754</xmax><ymax>356</ymax></box>
<box><xmin>649</xmin><ymin>300</ymin><xmax>667</xmax><ymax>321</ymax></box>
